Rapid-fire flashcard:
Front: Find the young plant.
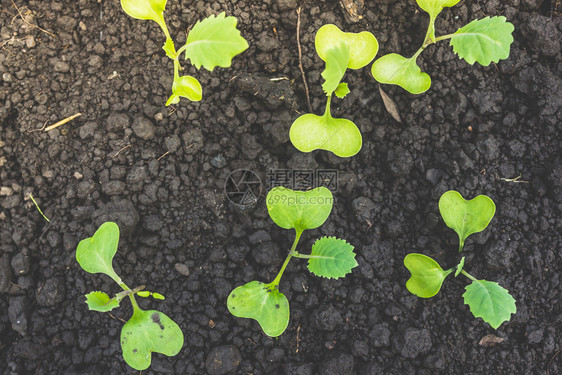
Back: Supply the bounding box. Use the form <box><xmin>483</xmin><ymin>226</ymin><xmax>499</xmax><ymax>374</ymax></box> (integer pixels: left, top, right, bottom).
<box><xmin>290</xmin><ymin>24</ymin><xmax>378</xmax><ymax>157</ymax></box>
<box><xmin>404</xmin><ymin>191</ymin><xmax>516</xmax><ymax>329</ymax></box>
<box><xmin>371</xmin><ymin>0</ymin><xmax>514</xmax><ymax>94</ymax></box>
<box><xmin>76</xmin><ymin>222</ymin><xmax>183</xmax><ymax>371</ymax></box>
<box><xmin>120</xmin><ymin>0</ymin><xmax>248</xmax><ymax>105</ymax></box>
<box><xmin>227</xmin><ymin>187</ymin><xmax>358</xmax><ymax>337</ymax></box>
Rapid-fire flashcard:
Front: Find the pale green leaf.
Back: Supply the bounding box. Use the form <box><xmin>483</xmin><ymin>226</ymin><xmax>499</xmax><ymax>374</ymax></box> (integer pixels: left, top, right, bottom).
<box><xmin>121</xmin><ymin>309</ymin><xmax>184</xmax><ymax>370</ymax></box>
<box><xmin>438</xmin><ymin>190</ymin><xmax>496</xmax><ymax>252</ymax></box>
<box><xmin>184</xmin><ymin>12</ymin><xmax>248</xmax><ymax>71</ymax></box>
<box><xmin>120</xmin><ymin>0</ymin><xmax>167</xmax><ymax>33</ymax></box>
<box><xmin>307</xmin><ymin>237</ymin><xmax>357</xmax><ymax>279</ymax></box>
<box><xmin>463</xmin><ymin>280</ymin><xmax>516</xmax><ymax>329</ymax></box>
<box><xmin>85</xmin><ymin>291</ymin><xmax>120</xmax><ymax>312</ymax></box>
<box><xmin>404</xmin><ymin>253</ymin><xmax>453</xmax><ymax>298</ymax></box>
<box><xmin>455</xmin><ymin>256</ymin><xmax>465</xmax><ymax>277</ymax></box>
<box><xmin>334</xmin><ymin>82</ymin><xmax>350</xmax><ymax>99</ymax></box>
<box><xmin>266</xmin><ymin>187</ymin><xmax>333</xmax><ymax>234</ymax></box>
<box><xmin>315</xmin><ymin>24</ymin><xmax>378</xmax><ymax>69</ymax></box>
<box><xmin>152</xmin><ymin>292</ymin><xmax>165</xmax><ymax>300</ymax></box>
<box><xmin>163</xmin><ymin>38</ymin><xmax>176</xmax><ymax>59</ymax></box>
<box><xmin>227</xmin><ymin>281</ymin><xmax>289</xmax><ymax>337</ymax></box>
<box><xmin>416</xmin><ymin>0</ymin><xmax>460</xmax><ymax>18</ymax></box>
<box><xmin>289</xmin><ymin>113</ymin><xmax>362</xmax><ymax>157</ymax></box>
<box><xmin>76</xmin><ymin>222</ymin><xmax>121</xmax><ymax>283</ymax></box>
<box><xmin>321</xmin><ymin>42</ymin><xmax>350</xmax><ymax>95</ymax></box>
<box><xmin>137</xmin><ymin>291</ymin><xmax>150</xmax><ymax>297</ymax></box>
<box><xmin>450</xmin><ymin>17</ymin><xmax>515</xmax><ymax>66</ymax></box>
<box><xmin>371</xmin><ymin>53</ymin><xmax>431</xmax><ymax>94</ymax></box>
<box><xmin>166</xmin><ymin>75</ymin><xmax>202</xmax><ymax>105</ymax></box>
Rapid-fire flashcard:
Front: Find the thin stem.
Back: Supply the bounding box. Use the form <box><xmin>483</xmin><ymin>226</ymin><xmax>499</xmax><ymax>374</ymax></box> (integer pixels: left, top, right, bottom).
<box><xmin>118</xmin><ymin>281</ymin><xmax>141</xmax><ymax>313</ymax></box>
<box><xmin>461</xmin><ymin>269</ymin><xmax>478</xmax><ymax>282</ymax></box>
<box><xmin>156</xmin><ymin>18</ymin><xmax>172</xmax><ymax>40</ymax></box>
<box><xmin>323</xmin><ymin>95</ymin><xmax>332</xmax><ymax>118</ymax></box>
<box><xmin>422</xmin><ymin>15</ymin><xmax>436</xmax><ymax>47</ymax></box>
<box><xmin>458</xmin><ymin>237</ymin><xmax>465</xmax><ymax>253</ymax></box>
<box><xmin>173</xmin><ymin>59</ymin><xmax>180</xmax><ymax>81</ymax></box>
<box><xmin>434</xmin><ymin>33</ymin><xmax>455</xmax><ymax>43</ymax></box>
<box><xmin>176</xmin><ymin>43</ymin><xmax>188</xmax><ymax>57</ymax></box>
<box><xmin>270</xmin><ymin>231</ymin><xmax>302</xmax><ymax>287</ymax></box>
<box><xmin>291</xmin><ymin>252</ymin><xmax>330</xmax><ymax>260</ymax></box>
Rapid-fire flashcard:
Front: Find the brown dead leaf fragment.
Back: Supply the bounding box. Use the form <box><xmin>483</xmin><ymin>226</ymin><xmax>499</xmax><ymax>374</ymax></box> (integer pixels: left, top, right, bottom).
<box><xmin>479</xmin><ymin>334</ymin><xmax>505</xmax><ymax>347</ymax></box>
<box><xmin>379</xmin><ymin>86</ymin><xmax>402</xmax><ymax>123</ymax></box>
<box><xmin>339</xmin><ymin>0</ymin><xmax>364</xmax><ymax>23</ymax></box>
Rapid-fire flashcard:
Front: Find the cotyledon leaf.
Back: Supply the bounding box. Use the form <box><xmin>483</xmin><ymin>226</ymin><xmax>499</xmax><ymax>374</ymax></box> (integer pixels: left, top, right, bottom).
<box><xmin>121</xmin><ymin>309</ymin><xmax>184</xmax><ymax>370</ymax></box>
<box><xmin>321</xmin><ymin>42</ymin><xmax>350</xmax><ymax>95</ymax></box>
<box><xmin>227</xmin><ymin>281</ymin><xmax>290</xmax><ymax>337</ymax></box>
<box><xmin>315</xmin><ymin>24</ymin><xmax>378</xmax><ymax>69</ymax></box>
<box><xmin>120</xmin><ymin>0</ymin><xmax>168</xmax><ymax>34</ymax></box>
<box><xmin>76</xmin><ymin>222</ymin><xmax>121</xmax><ymax>283</ymax></box>
<box><xmin>416</xmin><ymin>0</ymin><xmax>460</xmax><ymax>18</ymax></box>
<box><xmin>166</xmin><ymin>75</ymin><xmax>202</xmax><ymax>105</ymax></box>
<box><xmin>450</xmin><ymin>17</ymin><xmax>515</xmax><ymax>66</ymax></box>
<box><xmin>371</xmin><ymin>53</ymin><xmax>431</xmax><ymax>94</ymax></box>
<box><xmin>307</xmin><ymin>237</ymin><xmax>358</xmax><ymax>279</ymax></box>
<box><xmin>404</xmin><ymin>253</ymin><xmax>453</xmax><ymax>298</ymax></box>
<box><xmin>463</xmin><ymin>280</ymin><xmax>516</xmax><ymax>329</ymax></box>
<box><xmin>84</xmin><ymin>291</ymin><xmax>120</xmax><ymax>312</ymax></box>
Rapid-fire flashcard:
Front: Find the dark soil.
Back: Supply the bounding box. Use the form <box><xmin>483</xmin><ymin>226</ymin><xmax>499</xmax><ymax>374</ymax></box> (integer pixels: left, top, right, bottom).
<box><xmin>1</xmin><ymin>0</ymin><xmax>561</xmax><ymax>374</ymax></box>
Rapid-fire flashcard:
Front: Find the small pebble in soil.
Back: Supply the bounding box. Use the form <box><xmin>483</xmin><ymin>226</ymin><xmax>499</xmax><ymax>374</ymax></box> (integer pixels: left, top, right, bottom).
<box><xmin>205</xmin><ymin>345</ymin><xmax>242</xmax><ymax>375</ymax></box>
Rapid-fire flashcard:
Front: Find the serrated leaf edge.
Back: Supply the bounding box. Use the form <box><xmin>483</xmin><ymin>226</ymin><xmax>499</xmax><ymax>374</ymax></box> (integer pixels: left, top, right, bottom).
<box><xmin>462</xmin><ymin>280</ymin><xmax>516</xmax><ymax>329</ymax></box>
<box><xmin>307</xmin><ymin>236</ymin><xmax>357</xmax><ymax>280</ymax></box>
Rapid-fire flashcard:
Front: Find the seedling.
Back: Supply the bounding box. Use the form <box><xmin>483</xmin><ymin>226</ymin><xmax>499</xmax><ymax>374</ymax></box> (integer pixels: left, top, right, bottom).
<box><xmin>404</xmin><ymin>191</ymin><xmax>516</xmax><ymax>329</ymax></box>
<box><xmin>120</xmin><ymin>0</ymin><xmax>248</xmax><ymax>105</ymax></box>
<box><xmin>371</xmin><ymin>0</ymin><xmax>515</xmax><ymax>93</ymax></box>
<box><xmin>76</xmin><ymin>222</ymin><xmax>183</xmax><ymax>371</ymax></box>
<box><xmin>290</xmin><ymin>24</ymin><xmax>378</xmax><ymax>157</ymax></box>
<box><xmin>227</xmin><ymin>187</ymin><xmax>358</xmax><ymax>336</ymax></box>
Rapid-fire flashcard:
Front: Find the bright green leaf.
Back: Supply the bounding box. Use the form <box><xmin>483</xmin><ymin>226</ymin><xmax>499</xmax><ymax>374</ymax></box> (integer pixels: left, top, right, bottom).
<box><xmin>463</xmin><ymin>280</ymin><xmax>516</xmax><ymax>329</ymax></box>
<box><xmin>315</xmin><ymin>24</ymin><xmax>378</xmax><ymax>70</ymax></box>
<box><xmin>321</xmin><ymin>42</ymin><xmax>350</xmax><ymax>95</ymax></box>
<box><xmin>438</xmin><ymin>190</ymin><xmax>496</xmax><ymax>252</ymax></box>
<box><xmin>163</xmin><ymin>38</ymin><xmax>176</xmax><ymax>59</ymax></box>
<box><xmin>307</xmin><ymin>237</ymin><xmax>357</xmax><ymax>279</ymax></box>
<box><xmin>404</xmin><ymin>253</ymin><xmax>453</xmax><ymax>298</ymax></box>
<box><xmin>76</xmin><ymin>222</ymin><xmax>121</xmax><ymax>284</ymax></box>
<box><xmin>416</xmin><ymin>0</ymin><xmax>460</xmax><ymax>18</ymax></box>
<box><xmin>152</xmin><ymin>293</ymin><xmax>165</xmax><ymax>300</ymax></box>
<box><xmin>137</xmin><ymin>291</ymin><xmax>150</xmax><ymax>297</ymax></box>
<box><xmin>371</xmin><ymin>53</ymin><xmax>431</xmax><ymax>94</ymax></box>
<box><xmin>166</xmin><ymin>75</ymin><xmax>202</xmax><ymax>105</ymax></box>
<box><xmin>121</xmin><ymin>309</ymin><xmax>184</xmax><ymax>371</ymax></box>
<box><xmin>120</xmin><ymin>0</ymin><xmax>168</xmax><ymax>34</ymax></box>
<box><xmin>334</xmin><ymin>82</ymin><xmax>350</xmax><ymax>99</ymax></box>
<box><xmin>85</xmin><ymin>291</ymin><xmax>120</xmax><ymax>312</ymax></box>
<box><xmin>184</xmin><ymin>12</ymin><xmax>249</xmax><ymax>71</ymax></box>
<box><xmin>266</xmin><ymin>187</ymin><xmax>333</xmax><ymax>234</ymax></box>
<box><xmin>227</xmin><ymin>281</ymin><xmax>290</xmax><ymax>337</ymax></box>
<box><xmin>289</xmin><ymin>113</ymin><xmax>362</xmax><ymax>157</ymax></box>
<box><xmin>450</xmin><ymin>17</ymin><xmax>515</xmax><ymax>66</ymax></box>
<box><xmin>455</xmin><ymin>256</ymin><xmax>465</xmax><ymax>277</ymax></box>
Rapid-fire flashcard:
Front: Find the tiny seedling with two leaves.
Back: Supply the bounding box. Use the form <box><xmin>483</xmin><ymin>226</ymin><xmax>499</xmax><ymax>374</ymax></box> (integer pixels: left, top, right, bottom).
<box><xmin>404</xmin><ymin>191</ymin><xmax>516</xmax><ymax>329</ymax></box>
<box><xmin>76</xmin><ymin>222</ymin><xmax>183</xmax><ymax>371</ymax></box>
<box><xmin>120</xmin><ymin>0</ymin><xmax>248</xmax><ymax>105</ymax></box>
<box><xmin>371</xmin><ymin>0</ymin><xmax>515</xmax><ymax>94</ymax></box>
<box><xmin>227</xmin><ymin>187</ymin><xmax>358</xmax><ymax>337</ymax></box>
<box><xmin>290</xmin><ymin>25</ymin><xmax>379</xmax><ymax>157</ymax></box>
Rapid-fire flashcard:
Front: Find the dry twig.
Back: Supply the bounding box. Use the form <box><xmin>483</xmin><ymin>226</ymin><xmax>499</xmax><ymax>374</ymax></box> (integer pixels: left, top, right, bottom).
<box><xmin>10</xmin><ymin>0</ymin><xmax>55</xmax><ymax>37</ymax></box>
<box><xmin>44</xmin><ymin>113</ymin><xmax>82</xmax><ymax>132</ymax></box>
<box><xmin>296</xmin><ymin>7</ymin><xmax>313</xmax><ymax>113</ymax></box>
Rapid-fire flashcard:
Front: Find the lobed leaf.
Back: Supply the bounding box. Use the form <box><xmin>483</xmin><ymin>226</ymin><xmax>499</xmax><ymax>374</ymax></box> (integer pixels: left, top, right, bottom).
<box><xmin>315</xmin><ymin>24</ymin><xmax>378</xmax><ymax>70</ymax></box>
<box><xmin>85</xmin><ymin>291</ymin><xmax>120</xmax><ymax>312</ymax></box>
<box><xmin>416</xmin><ymin>0</ymin><xmax>460</xmax><ymax>18</ymax></box>
<box><xmin>404</xmin><ymin>253</ymin><xmax>452</xmax><ymax>298</ymax></box>
<box><xmin>334</xmin><ymin>82</ymin><xmax>350</xmax><ymax>99</ymax></box>
<box><xmin>438</xmin><ymin>190</ymin><xmax>496</xmax><ymax>252</ymax></box>
<box><xmin>450</xmin><ymin>17</ymin><xmax>515</xmax><ymax>66</ymax></box>
<box><xmin>184</xmin><ymin>12</ymin><xmax>249</xmax><ymax>71</ymax></box>
<box><xmin>227</xmin><ymin>281</ymin><xmax>290</xmax><ymax>337</ymax></box>
<box><xmin>166</xmin><ymin>75</ymin><xmax>202</xmax><ymax>106</ymax></box>
<box><xmin>371</xmin><ymin>53</ymin><xmax>431</xmax><ymax>94</ymax></box>
<box><xmin>307</xmin><ymin>237</ymin><xmax>357</xmax><ymax>279</ymax></box>
<box><xmin>321</xmin><ymin>42</ymin><xmax>350</xmax><ymax>95</ymax></box>
<box><xmin>121</xmin><ymin>309</ymin><xmax>184</xmax><ymax>370</ymax></box>
<box><xmin>76</xmin><ymin>222</ymin><xmax>121</xmax><ymax>283</ymax></box>
<box><xmin>463</xmin><ymin>280</ymin><xmax>516</xmax><ymax>329</ymax></box>
<box><xmin>289</xmin><ymin>113</ymin><xmax>362</xmax><ymax>157</ymax></box>
<box><xmin>266</xmin><ymin>187</ymin><xmax>333</xmax><ymax>234</ymax></box>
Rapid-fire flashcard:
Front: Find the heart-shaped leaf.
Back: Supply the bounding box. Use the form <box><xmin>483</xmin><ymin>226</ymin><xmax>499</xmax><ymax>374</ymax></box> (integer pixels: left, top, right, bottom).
<box><xmin>184</xmin><ymin>12</ymin><xmax>249</xmax><ymax>71</ymax></box>
<box><xmin>266</xmin><ymin>187</ymin><xmax>333</xmax><ymax>234</ymax></box>
<box><xmin>321</xmin><ymin>42</ymin><xmax>350</xmax><ymax>95</ymax></box>
<box><xmin>315</xmin><ymin>24</ymin><xmax>378</xmax><ymax>70</ymax></box>
<box><xmin>227</xmin><ymin>281</ymin><xmax>290</xmax><ymax>337</ymax></box>
<box><xmin>120</xmin><ymin>0</ymin><xmax>167</xmax><ymax>32</ymax></box>
<box><xmin>166</xmin><ymin>75</ymin><xmax>202</xmax><ymax>105</ymax></box>
<box><xmin>404</xmin><ymin>253</ymin><xmax>453</xmax><ymax>298</ymax></box>
<box><xmin>289</xmin><ymin>113</ymin><xmax>362</xmax><ymax>157</ymax></box>
<box><xmin>76</xmin><ymin>222</ymin><xmax>121</xmax><ymax>283</ymax></box>
<box><xmin>85</xmin><ymin>291</ymin><xmax>120</xmax><ymax>312</ymax></box>
<box><xmin>371</xmin><ymin>53</ymin><xmax>431</xmax><ymax>94</ymax></box>
<box><xmin>450</xmin><ymin>17</ymin><xmax>515</xmax><ymax>66</ymax></box>
<box><xmin>121</xmin><ymin>309</ymin><xmax>184</xmax><ymax>370</ymax></box>
<box><xmin>438</xmin><ymin>190</ymin><xmax>496</xmax><ymax>252</ymax></box>
<box><xmin>463</xmin><ymin>280</ymin><xmax>516</xmax><ymax>329</ymax></box>
<box><xmin>307</xmin><ymin>237</ymin><xmax>358</xmax><ymax>279</ymax></box>
<box><xmin>416</xmin><ymin>0</ymin><xmax>460</xmax><ymax>18</ymax></box>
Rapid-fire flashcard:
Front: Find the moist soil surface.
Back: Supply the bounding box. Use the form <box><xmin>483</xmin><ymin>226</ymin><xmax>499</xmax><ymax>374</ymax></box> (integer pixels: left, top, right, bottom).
<box><xmin>1</xmin><ymin>0</ymin><xmax>561</xmax><ymax>374</ymax></box>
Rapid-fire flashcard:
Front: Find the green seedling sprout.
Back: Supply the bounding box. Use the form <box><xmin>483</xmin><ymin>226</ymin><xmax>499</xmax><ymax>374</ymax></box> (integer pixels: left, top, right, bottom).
<box><xmin>76</xmin><ymin>222</ymin><xmax>183</xmax><ymax>371</ymax></box>
<box><xmin>120</xmin><ymin>0</ymin><xmax>248</xmax><ymax>105</ymax></box>
<box><xmin>404</xmin><ymin>191</ymin><xmax>516</xmax><ymax>329</ymax></box>
<box><xmin>290</xmin><ymin>24</ymin><xmax>378</xmax><ymax>157</ymax></box>
<box><xmin>227</xmin><ymin>187</ymin><xmax>358</xmax><ymax>337</ymax></box>
<box><xmin>371</xmin><ymin>0</ymin><xmax>514</xmax><ymax>93</ymax></box>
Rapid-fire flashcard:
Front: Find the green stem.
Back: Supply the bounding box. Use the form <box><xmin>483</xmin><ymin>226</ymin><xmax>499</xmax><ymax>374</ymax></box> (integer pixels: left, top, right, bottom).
<box><xmin>173</xmin><ymin>59</ymin><xmax>180</xmax><ymax>81</ymax></box>
<box><xmin>461</xmin><ymin>269</ymin><xmax>478</xmax><ymax>282</ymax></box>
<box><xmin>434</xmin><ymin>33</ymin><xmax>455</xmax><ymax>43</ymax></box>
<box><xmin>291</xmin><ymin>252</ymin><xmax>330</xmax><ymax>260</ymax></box>
<box><xmin>118</xmin><ymin>281</ymin><xmax>141</xmax><ymax>312</ymax></box>
<box><xmin>459</xmin><ymin>237</ymin><xmax>465</xmax><ymax>253</ymax></box>
<box><xmin>270</xmin><ymin>231</ymin><xmax>303</xmax><ymax>287</ymax></box>
<box><xmin>176</xmin><ymin>43</ymin><xmax>188</xmax><ymax>57</ymax></box>
<box><xmin>422</xmin><ymin>15</ymin><xmax>437</xmax><ymax>47</ymax></box>
<box><xmin>323</xmin><ymin>95</ymin><xmax>332</xmax><ymax>118</ymax></box>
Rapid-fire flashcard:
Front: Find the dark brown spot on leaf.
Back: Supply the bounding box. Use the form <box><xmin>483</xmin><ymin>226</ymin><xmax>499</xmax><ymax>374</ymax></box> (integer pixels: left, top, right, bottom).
<box><xmin>151</xmin><ymin>312</ymin><xmax>165</xmax><ymax>330</ymax></box>
<box><xmin>275</xmin><ymin>304</ymin><xmax>280</xmax><ymax>309</ymax></box>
